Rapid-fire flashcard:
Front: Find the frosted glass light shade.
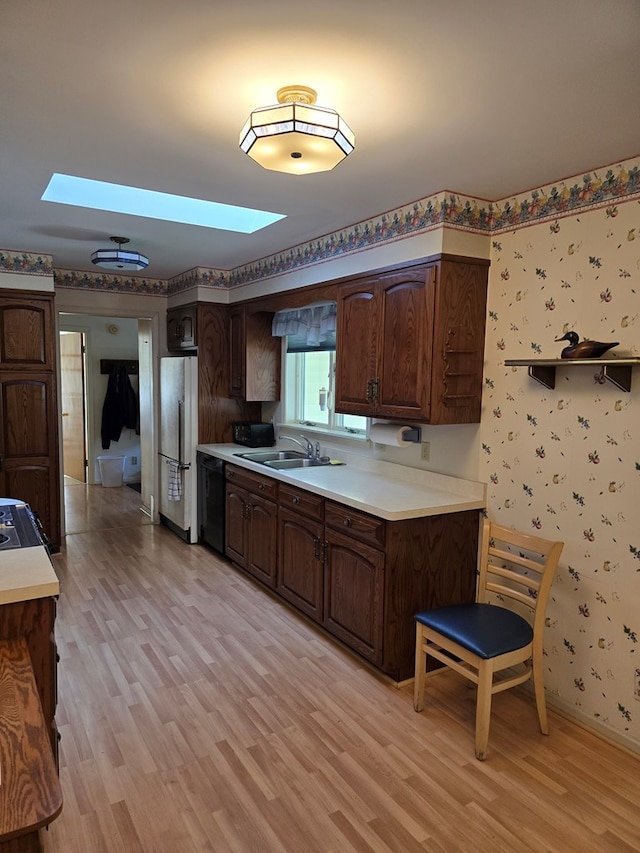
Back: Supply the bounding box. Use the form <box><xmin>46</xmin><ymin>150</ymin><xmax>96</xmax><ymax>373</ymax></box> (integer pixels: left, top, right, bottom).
<box><xmin>240</xmin><ymin>91</ymin><xmax>355</xmax><ymax>175</ymax></box>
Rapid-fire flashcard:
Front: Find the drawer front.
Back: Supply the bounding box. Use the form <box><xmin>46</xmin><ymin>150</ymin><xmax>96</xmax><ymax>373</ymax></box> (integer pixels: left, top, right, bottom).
<box><xmin>225</xmin><ymin>463</ymin><xmax>278</xmax><ymax>499</ymax></box>
<box><xmin>325</xmin><ymin>501</ymin><xmax>385</xmax><ymax>549</ymax></box>
<box><xmin>279</xmin><ymin>484</ymin><xmax>324</xmax><ymax>521</ymax></box>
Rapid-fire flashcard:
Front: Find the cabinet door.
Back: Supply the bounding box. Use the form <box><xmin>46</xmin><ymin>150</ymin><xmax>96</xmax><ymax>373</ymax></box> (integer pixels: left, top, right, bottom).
<box><xmin>428</xmin><ymin>259</ymin><xmax>488</xmax><ymax>424</ymax></box>
<box><xmin>278</xmin><ymin>507</ymin><xmax>324</xmax><ymax>622</ymax></box>
<box><xmin>376</xmin><ymin>266</ymin><xmax>435</xmax><ymax>420</ymax></box>
<box><xmin>167</xmin><ymin>305</ymin><xmax>197</xmax><ymax>352</ymax></box>
<box><xmin>0</xmin><ymin>374</ymin><xmax>60</xmax><ymax>547</ymax></box>
<box><xmin>324</xmin><ymin>528</ymin><xmax>384</xmax><ymax>665</ymax></box>
<box><xmin>334</xmin><ymin>278</ymin><xmax>379</xmax><ymax>415</ymax></box>
<box><xmin>246</xmin><ymin>493</ymin><xmax>278</xmax><ymax>587</ymax></box>
<box><xmin>225</xmin><ymin>482</ymin><xmax>248</xmax><ymax>567</ymax></box>
<box><xmin>0</xmin><ymin>293</ymin><xmax>54</xmax><ymax>370</ymax></box>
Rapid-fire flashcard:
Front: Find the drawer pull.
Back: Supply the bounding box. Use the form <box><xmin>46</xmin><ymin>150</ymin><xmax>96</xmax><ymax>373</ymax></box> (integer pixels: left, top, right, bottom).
<box><xmin>344</xmin><ymin>517</ymin><xmax>353</xmax><ymax>527</ymax></box>
<box><xmin>293</xmin><ymin>496</ymin><xmax>300</xmax><ymax>505</ymax></box>
<box><xmin>259</xmin><ymin>483</ymin><xmax>265</xmax><ymax>491</ymax></box>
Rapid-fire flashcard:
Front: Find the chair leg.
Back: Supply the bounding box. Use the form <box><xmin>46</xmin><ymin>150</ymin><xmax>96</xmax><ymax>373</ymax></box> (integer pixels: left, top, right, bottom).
<box><xmin>475</xmin><ymin>662</ymin><xmax>494</xmax><ymax>760</ymax></box>
<box><xmin>532</xmin><ymin>652</ymin><xmax>549</xmax><ymax>734</ymax></box>
<box><xmin>413</xmin><ymin>626</ymin><xmax>427</xmax><ymax>712</ymax></box>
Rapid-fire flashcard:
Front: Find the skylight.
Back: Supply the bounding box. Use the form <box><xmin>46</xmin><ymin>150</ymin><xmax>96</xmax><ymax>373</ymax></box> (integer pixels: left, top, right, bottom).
<box><xmin>41</xmin><ymin>173</ymin><xmax>286</xmax><ymax>233</ymax></box>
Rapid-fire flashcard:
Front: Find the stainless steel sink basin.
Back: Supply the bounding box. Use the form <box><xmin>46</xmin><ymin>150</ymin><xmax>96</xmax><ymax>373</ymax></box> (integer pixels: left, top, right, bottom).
<box><xmin>234</xmin><ymin>450</ymin><xmax>306</xmax><ymax>462</ymax></box>
<box><xmin>263</xmin><ymin>457</ymin><xmax>328</xmax><ymax>470</ymax></box>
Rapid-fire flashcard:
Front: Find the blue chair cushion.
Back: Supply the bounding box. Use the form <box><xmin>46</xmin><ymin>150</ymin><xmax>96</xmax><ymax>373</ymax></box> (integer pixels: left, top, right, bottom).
<box><xmin>415</xmin><ymin>603</ymin><xmax>533</xmax><ymax>659</ymax></box>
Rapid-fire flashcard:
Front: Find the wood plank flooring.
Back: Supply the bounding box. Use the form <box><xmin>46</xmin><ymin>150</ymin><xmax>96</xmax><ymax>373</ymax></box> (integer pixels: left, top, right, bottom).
<box><xmin>42</xmin><ymin>484</ymin><xmax>640</xmax><ymax>852</ymax></box>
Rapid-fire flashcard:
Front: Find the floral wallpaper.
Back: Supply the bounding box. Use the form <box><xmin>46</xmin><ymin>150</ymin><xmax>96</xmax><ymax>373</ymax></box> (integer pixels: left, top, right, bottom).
<box><xmin>480</xmin><ymin>197</ymin><xmax>640</xmax><ymax>749</ymax></box>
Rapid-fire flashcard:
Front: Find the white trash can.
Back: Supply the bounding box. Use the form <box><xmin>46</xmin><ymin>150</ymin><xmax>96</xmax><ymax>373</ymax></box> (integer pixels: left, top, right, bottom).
<box><xmin>97</xmin><ymin>455</ymin><xmax>126</xmax><ymax>487</ymax></box>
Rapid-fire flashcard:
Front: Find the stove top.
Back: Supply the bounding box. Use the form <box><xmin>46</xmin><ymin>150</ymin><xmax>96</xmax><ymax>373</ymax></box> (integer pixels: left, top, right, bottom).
<box><xmin>0</xmin><ymin>502</ymin><xmax>44</xmax><ymax>550</ymax></box>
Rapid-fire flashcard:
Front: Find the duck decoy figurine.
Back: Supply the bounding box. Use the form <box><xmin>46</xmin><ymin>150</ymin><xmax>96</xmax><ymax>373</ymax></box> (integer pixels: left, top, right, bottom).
<box><xmin>554</xmin><ymin>331</ymin><xmax>619</xmax><ymax>359</ymax></box>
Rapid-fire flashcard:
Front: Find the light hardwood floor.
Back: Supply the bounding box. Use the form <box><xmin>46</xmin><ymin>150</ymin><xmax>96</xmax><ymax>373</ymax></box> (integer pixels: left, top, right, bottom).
<box><xmin>43</xmin><ymin>484</ymin><xmax>640</xmax><ymax>852</ymax></box>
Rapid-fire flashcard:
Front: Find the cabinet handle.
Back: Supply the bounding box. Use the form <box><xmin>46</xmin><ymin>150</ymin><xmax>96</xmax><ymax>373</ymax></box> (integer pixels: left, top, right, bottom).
<box><xmin>343</xmin><ymin>517</ymin><xmax>353</xmax><ymax>527</ymax></box>
<box><xmin>292</xmin><ymin>496</ymin><xmax>300</xmax><ymax>505</ymax></box>
<box><xmin>366</xmin><ymin>378</ymin><xmax>373</xmax><ymax>402</ymax></box>
<box><xmin>227</xmin><ymin>470</ymin><xmax>235</xmax><ymax>478</ymax></box>
<box><xmin>259</xmin><ymin>483</ymin><xmax>265</xmax><ymax>491</ymax></box>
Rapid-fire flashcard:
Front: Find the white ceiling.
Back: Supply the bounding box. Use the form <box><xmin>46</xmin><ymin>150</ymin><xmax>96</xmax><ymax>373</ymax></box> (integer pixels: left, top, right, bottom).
<box><xmin>1</xmin><ymin>0</ymin><xmax>639</xmax><ymax>282</ymax></box>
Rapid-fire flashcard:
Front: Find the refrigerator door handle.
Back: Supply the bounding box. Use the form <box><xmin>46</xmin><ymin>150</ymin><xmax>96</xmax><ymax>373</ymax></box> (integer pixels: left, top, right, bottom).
<box><xmin>177</xmin><ymin>399</ymin><xmax>183</xmax><ymax>466</ymax></box>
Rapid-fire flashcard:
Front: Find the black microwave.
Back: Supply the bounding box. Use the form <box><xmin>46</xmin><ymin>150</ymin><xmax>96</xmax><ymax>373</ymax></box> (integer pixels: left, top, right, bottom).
<box><xmin>232</xmin><ymin>422</ymin><xmax>275</xmax><ymax>447</ymax></box>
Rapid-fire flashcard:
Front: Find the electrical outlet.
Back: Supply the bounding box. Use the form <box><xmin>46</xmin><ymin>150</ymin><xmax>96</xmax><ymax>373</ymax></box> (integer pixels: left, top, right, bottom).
<box><xmin>131</xmin><ymin>455</ymin><xmax>138</xmax><ymax>465</ymax></box>
<box><xmin>421</xmin><ymin>442</ymin><xmax>430</xmax><ymax>461</ymax></box>
<box><xmin>634</xmin><ymin>668</ymin><xmax>640</xmax><ymax>702</ymax></box>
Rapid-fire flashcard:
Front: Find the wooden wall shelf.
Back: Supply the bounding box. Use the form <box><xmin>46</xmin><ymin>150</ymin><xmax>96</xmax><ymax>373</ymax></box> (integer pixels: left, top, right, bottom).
<box><xmin>504</xmin><ymin>358</ymin><xmax>640</xmax><ymax>392</ymax></box>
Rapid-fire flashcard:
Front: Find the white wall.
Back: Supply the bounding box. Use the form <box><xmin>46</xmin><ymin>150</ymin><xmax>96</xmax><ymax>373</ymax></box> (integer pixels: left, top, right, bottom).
<box><xmin>59</xmin><ymin>314</ymin><xmax>141</xmax><ymax>484</ymax></box>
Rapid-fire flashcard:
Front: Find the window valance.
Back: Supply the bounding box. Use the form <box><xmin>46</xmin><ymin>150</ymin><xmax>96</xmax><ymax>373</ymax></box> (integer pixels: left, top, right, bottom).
<box><xmin>272</xmin><ymin>302</ymin><xmax>337</xmax><ymax>352</ymax></box>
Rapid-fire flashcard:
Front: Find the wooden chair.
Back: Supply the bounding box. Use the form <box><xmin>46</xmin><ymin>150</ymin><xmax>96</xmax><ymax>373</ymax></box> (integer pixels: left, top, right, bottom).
<box><xmin>413</xmin><ymin>520</ymin><xmax>563</xmax><ymax>760</ymax></box>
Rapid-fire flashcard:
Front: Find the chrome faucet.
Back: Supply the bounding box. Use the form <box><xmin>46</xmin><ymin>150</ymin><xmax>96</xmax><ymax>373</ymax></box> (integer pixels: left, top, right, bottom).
<box><xmin>279</xmin><ymin>434</ymin><xmax>315</xmax><ymax>458</ymax></box>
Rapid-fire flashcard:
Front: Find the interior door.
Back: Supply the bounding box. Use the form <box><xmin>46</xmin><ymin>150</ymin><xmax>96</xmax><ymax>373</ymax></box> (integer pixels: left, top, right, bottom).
<box><xmin>59</xmin><ymin>331</ymin><xmax>87</xmax><ymax>482</ymax></box>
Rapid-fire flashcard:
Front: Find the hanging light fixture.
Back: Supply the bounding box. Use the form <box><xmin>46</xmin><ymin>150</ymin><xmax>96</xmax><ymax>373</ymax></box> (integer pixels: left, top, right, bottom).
<box><xmin>91</xmin><ymin>236</ymin><xmax>149</xmax><ymax>271</ymax></box>
<box><xmin>239</xmin><ymin>85</ymin><xmax>355</xmax><ymax>175</ymax></box>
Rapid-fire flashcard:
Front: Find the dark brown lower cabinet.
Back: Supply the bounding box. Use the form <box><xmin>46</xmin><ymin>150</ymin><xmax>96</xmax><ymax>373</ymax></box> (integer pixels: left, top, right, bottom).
<box><xmin>224</xmin><ymin>464</ymin><xmax>278</xmax><ymax>587</ymax></box>
<box><xmin>226</xmin><ymin>467</ymin><xmax>480</xmax><ymax>682</ymax></box>
<box><xmin>278</xmin><ymin>506</ymin><xmax>324</xmax><ymax>622</ymax></box>
<box><xmin>324</xmin><ymin>527</ymin><xmax>384</xmax><ymax>665</ymax></box>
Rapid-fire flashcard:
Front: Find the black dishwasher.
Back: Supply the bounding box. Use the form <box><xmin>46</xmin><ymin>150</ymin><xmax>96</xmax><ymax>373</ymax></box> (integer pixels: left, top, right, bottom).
<box><xmin>197</xmin><ymin>452</ymin><xmax>225</xmax><ymax>555</ymax></box>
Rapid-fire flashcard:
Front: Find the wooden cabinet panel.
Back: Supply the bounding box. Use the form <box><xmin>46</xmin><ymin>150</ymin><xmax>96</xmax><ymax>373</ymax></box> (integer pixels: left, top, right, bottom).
<box><xmin>377</xmin><ymin>271</ymin><xmax>435</xmax><ymax>419</ymax></box>
<box><xmin>335</xmin><ymin>256</ymin><xmax>488</xmax><ymax>424</ymax></box>
<box><xmin>225</xmin><ymin>463</ymin><xmax>278</xmax><ymax>500</ymax></box>
<box><xmin>0</xmin><ymin>597</ymin><xmax>57</xmax><ymax>760</ymax></box>
<box><xmin>247</xmin><ymin>493</ymin><xmax>278</xmax><ymax>586</ymax></box>
<box><xmin>279</xmin><ymin>483</ymin><xmax>324</xmax><ymax>521</ymax></box>
<box><xmin>0</xmin><ymin>293</ymin><xmax>54</xmax><ymax>370</ymax></box>
<box><xmin>324</xmin><ymin>528</ymin><xmax>384</xmax><ymax>665</ymax></box>
<box><xmin>277</xmin><ymin>507</ymin><xmax>324</xmax><ymax>622</ymax></box>
<box><xmin>0</xmin><ymin>290</ymin><xmax>60</xmax><ymax>550</ymax></box>
<box><xmin>334</xmin><ymin>282</ymin><xmax>378</xmax><ymax>415</ymax></box>
<box><xmin>225</xmin><ymin>481</ymin><xmax>249</xmax><ymax>567</ymax></box>
<box><xmin>229</xmin><ymin>307</ymin><xmax>281</xmax><ymax>401</ymax></box>
<box><xmin>225</xmin><ymin>466</ymin><xmax>278</xmax><ymax>587</ymax></box>
<box><xmin>195</xmin><ymin>303</ymin><xmax>262</xmax><ymax>445</ymax></box>
<box><xmin>325</xmin><ymin>501</ymin><xmax>385</xmax><ymax>549</ymax></box>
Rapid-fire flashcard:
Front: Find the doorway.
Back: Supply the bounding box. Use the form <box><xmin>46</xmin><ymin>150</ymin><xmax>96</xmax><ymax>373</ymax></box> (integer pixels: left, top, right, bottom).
<box><xmin>59</xmin><ymin>331</ymin><xmax>88</xmax><ymax>483</ymax></box>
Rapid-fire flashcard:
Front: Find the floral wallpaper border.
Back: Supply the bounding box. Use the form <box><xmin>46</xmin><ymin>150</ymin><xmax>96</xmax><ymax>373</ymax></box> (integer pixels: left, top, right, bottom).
<box><xmin>3</xmin><ymin>156</ymin><xmax>639</xmax><ymax>296</ymax></box>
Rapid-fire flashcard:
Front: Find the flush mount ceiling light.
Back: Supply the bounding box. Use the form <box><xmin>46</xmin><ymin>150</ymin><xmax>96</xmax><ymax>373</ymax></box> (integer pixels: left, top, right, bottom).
<box><xmin>91</xmin><ymin>236</ymin><xmax>149</xmax><ymax>271</ymax></box>
<box><xmin>239</xmin><ymin>85</ymin><xmax>355</xmax><ymax>175</ymax></box>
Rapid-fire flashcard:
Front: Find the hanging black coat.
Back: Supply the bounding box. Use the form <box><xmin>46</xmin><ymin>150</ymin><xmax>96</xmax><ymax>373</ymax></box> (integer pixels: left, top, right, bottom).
<box><xmin>101</xmin><ymin>365</ymin><xmax>138</xmax><ymax>449</ymax></box>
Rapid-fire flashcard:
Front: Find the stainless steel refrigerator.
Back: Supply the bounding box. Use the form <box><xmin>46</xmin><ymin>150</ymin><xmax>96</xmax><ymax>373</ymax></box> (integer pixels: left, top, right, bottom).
<box><xmin>158</xmin><ymin>356</ymin><xmax>198</xmax><ymax>543</ymax></box>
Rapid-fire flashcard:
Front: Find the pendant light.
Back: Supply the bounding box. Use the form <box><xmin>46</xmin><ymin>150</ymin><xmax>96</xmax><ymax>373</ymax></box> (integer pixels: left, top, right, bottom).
<box><xmin>91</xmin><ymin>236</ymin><xmax>149</xmax><ymax>271</ymax></box>
<box><xmin>239</xmin><ymin>86</ymin><xmax>355</xmax><ymax>175</ymax></box>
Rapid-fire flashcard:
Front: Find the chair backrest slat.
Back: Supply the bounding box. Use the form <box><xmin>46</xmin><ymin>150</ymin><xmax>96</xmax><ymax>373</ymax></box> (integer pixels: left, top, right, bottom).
<box><xmin>477</xmin><ymin>522</ymin><xmax>563</xmax><ymax>625</ymax></box>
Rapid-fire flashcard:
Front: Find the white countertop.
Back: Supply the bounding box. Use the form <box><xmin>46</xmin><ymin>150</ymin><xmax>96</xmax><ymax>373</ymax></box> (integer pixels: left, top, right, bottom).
<box><xmin>197</xmin><ymin>443</ymin><xmax>486</xmax><ymax>521</ymax></box>
<box><xmin>0</xmin><ymin>545</ymin><xmax>60</xmax><ymax>605</ymax></box>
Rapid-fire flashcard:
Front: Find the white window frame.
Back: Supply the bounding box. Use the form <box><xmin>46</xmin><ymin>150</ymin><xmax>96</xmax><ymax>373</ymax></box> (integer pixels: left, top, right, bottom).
<box><xmin>281</xmin><ymin>349</ymin><xmax>368</xmax><ymax>440</ymax></box>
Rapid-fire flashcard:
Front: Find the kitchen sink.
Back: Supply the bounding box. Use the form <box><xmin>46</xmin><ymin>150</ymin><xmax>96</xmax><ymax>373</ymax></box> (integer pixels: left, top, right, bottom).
<box><xmin>234</xmin><ymin>450</ymin><xmax>307</xmax><ymax>462</ymax></box>
<box><xmin>264</xmin><ymin>457</ymin><xmax>329</xmax><ymax>470</ymax></box>
<box><xmin>234</xmin><ymin>449</ymin><xmax>344</xmax><ymax>470</ymax></box>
